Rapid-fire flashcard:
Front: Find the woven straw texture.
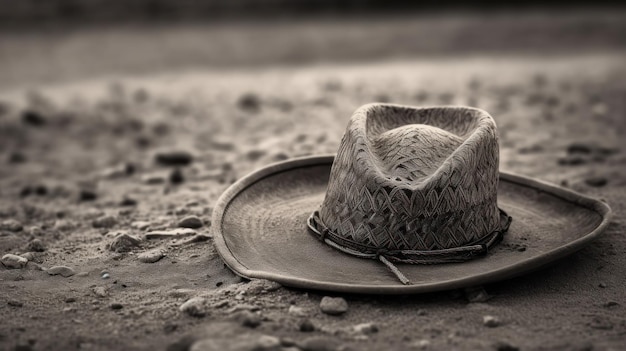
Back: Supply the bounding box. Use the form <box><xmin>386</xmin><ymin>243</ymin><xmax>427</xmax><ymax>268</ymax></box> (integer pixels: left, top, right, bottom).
<box><xmin>317</xmin><ymin>104</ymin><xmax>502</xmax><ymax>253</ymax></box>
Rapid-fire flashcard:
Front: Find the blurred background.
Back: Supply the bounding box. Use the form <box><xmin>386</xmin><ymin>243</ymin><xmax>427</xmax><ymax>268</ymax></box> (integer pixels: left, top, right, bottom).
<box><xmin>1</xmin><ymin>1</ymin><xmax>625</xmax><ymax>90</ymax></box>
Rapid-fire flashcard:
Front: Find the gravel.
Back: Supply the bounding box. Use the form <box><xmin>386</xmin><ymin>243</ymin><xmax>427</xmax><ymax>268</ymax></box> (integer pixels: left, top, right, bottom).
<box><xmin>319</xmin><ymin>296</ymin><xmax>348</xmax><ymax>316</ymax></box>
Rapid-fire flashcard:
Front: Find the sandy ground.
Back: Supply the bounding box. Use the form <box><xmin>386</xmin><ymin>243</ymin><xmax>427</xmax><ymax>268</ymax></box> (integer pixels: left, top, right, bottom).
<box><xmin>1</xmin><ymin>14</ymin><xmax>626</xmax><ymax>351</ymax></box>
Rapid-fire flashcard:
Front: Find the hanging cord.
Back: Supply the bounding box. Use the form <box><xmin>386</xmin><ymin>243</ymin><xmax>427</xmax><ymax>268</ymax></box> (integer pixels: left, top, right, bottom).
<box><xmin>378</xmin><ymin>255</ymin><xmax>412</xmax><ymax>285</ymax></box>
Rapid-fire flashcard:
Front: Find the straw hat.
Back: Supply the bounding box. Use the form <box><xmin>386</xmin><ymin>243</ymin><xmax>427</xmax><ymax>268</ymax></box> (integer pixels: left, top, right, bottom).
<box><xmin>212</xmin><ymin>104</ymin><xmax>612</xmax><ymax>294</ymax></box>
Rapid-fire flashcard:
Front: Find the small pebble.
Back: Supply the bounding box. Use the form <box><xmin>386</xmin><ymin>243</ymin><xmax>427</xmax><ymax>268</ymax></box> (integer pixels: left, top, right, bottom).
<box><xmin>46</xmin><ymin>266</ymin><xmax>76</xmax><ymax>277</ymax></box>
<box><xmin>255</xmin><ymin>335</ymin><xmax>280</xmax><ymax>350</ymax></box>
<box><xmin>26</xmin><ymin>239</ymin><xmax>46</xmax><ymax>252</ymax></box>
<box><xmin>144</xmin><ymin>228</ymin><xmax>196</xmax><ymax>240</ymax></box>
<box><xmin>65</xmin><ymin>297</ymin><xmax>76</xmax><ymax>303</ymax></box>
<box><xmin>79</xmin><ymin>189</ymin><xmax>98</xmax><ymax>201</ymax></box>
<box><xmin>299</xmin><ymin>319</ymin><xmax>316</xmax><ymax>332</ymax></box>
<box><xmin>411</xmin><ymin>339</ymin><xmax>431</xmax><ymax>349</ymax></box>
<box><xmin>1</xmin><ymin>219</ymin><xmax>23</xmax><ymax>232</ymax></box>
<box><xmin>102</xmin><ymin>273</ymin><xmax>110</xmax><ymax>279</ymax></box>
<box><xmin>108</xmin><ymin>233</ymin><xmax>141</xmax><ymax>253</ymax></box>
<box><xmin>8</xmin><ymin>299</ymin><xmax>24</xmax><ymax>307</ymax></box>
<box><xmin>237</xmin><ymin>93</ymin><xmax>261</xmax><ymax>112</ymax></box>
<box><xmin>110</xmin><ymin>303</ymin><xmax>124</xmax><ymax>310</ymax></box>
<box><xmin>299</xmin><ymin>336</ymin><xmax>340</xmax><ymax>351</ymax></box>
<box><xmin>1</xmin><ymin>254</ymin><xmax>28</xmax><ymax>269</ymax></box>
<box><xmin>464</xmin><ymin>286</ymin><xmax>491</xmax><ymax>303</ymax></box>
<box><xmin>93</xmin><ymin>286</ymin><xmax>108</xmax><ymax>298</ymax></box>
<box><xmin>119</xmin><ymin>197</ymin><xmax>137</xmax><ymax>206</ymax></box>
<box><xmin>138</xmin><ymin>248</ymin><xmax>165</xmax><ymax>263</ymax></box>
<box><xmin>142</xmin><ymin>173</ymin><xmax>167</xmax><ymax>184</ymax></box>
<box><xmin>179</xmin><ymin>297</ymin><xmax>207</xmax><ymax>317</ymax></box>
<box><xmin>585</xmin><ymin>177</ymin><xmax>607</xmax><ymax>187</ymax></box>
<box><xmin>353</xmin><ymin>322</ymin><xmax>378</xmax><ymax>335</ymax></box>
<box><xmin>320</xmin><ymin>296</ymin><xmax>348</xmax><ymax>316</ymax></box>
<box><xmin>483</xmin><ymin>315</ymin><xmax>500</xmax><ymax>328</ymax></box>
<box><xmin>232</xmin><ymin>310</ymin><xmax>262</xmax><ymax>328</ymax></box>
<box><xmin>493</xmin><ymin>341</ymin><xmax>520</xmax><ymax>351</ymax></box>
<box><xmin>22</xmin><ymin>109</ymin><xmax>46</xmax><ymax>126</ymax></box>
<box><xmin>288</xmin><ymin>305</ymin><xmax>308</xmax><ymax>317</ymax></box>
<box><xmin>170</xmin><ymin>168</ymin><xmax>185</xmax><ymax>184</ymax></box>
<box><xmin>178</xmin><ymin>215</ymin><xmax>203</xmax><ymax>229</ymax></box>
<box><xmin>155</xmin><ymin>150</ymin><xmax>194</xmax><ymax>166</ymax></box>
<box><xmin>131</xmin><ymin>221</ymin><xmax>151</xmax><ymax>230</ymax></box>
<box><xmin>92</xmin><ymin>215</ymin><xmax>117</xmax><ymax>229</ymax></box>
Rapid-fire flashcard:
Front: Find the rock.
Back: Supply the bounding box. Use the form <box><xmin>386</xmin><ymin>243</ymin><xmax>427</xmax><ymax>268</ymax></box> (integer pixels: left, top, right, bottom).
<box><xmin>180</xmin><ymin>297</ymin><xmax>207</xmax><ymax>317</ymax></box>
<box><xmin>288</xmin><ymin>305</ymin><xmax>308</xmax><ymax>317</ymax></box>
<box><xmin>1</xmin><ymin>219</ymin><xmax>23</xmax><ymax>232</ymax></box>
<box><xmin>585</xmin><ymin>177</ymin><xmax>608</xmax><ymax>187</ymax></box>
<box><xmin>65</xmin><ymin>297</ymin><xmax>76</xmax><ymax>303</ymax></box>
<box><xmin>237</xmin><ymin>93</ymin><xmax>261</xmax><ymax>112</ymax></box>
<box><xmin>299</xmin><ymin>319</ymin><xmax>316</xmax><ymax>332</ymax></box>
<box><xmin>493</xmin><ymin>341</ymin><xmax>520</xmax><ymax>351</ymax></box>
<box><xmin>1</xmin><ymin>254</ymin><xmax>28</xmax><ymax>269</ymax></box>
<box><xmin>353</xmin><ymin>322</ymin><xmax>378</xmax><ymax>335</ymax></box>
<box><xmin>8</xmin><ymin>299</ymin><xmax>23</xmax><ymax>307</ymax></box>
<box><xmin>155</xmin><ymin>150</ymin><xmax>194</xmax><ymax>166</ymax></box>
<box><xmin>319</xmin><ymin>297</ymin><xmax>348</xmax><ymax>316</ymax></box>
<box><xmin>145</xmin><ymin>228</ymin><xmax>196</xmax><ymax>240</ymax></box>
<box><xmin>299</xmin><ymin>337</ymin><xmax>340</xmax><ymax>351</ymax></box>
<box><xmin>79</xmin><ymin>189</ymin><xmax>98</xmax><ymax>201</ymax></box>
<box><xmin>170</xmin><ymin>168</ymin><xmax>185</xmax><ymax>184</ymax></box>
<box><xmin>558</xmin><ymin>155</ymin><xmax>586</xmax><ymax>166</ymax></box>
<box><xmin>464</xmin><ymin>286</ymin><xmax>491</xmax><ymax>303</ymax></box>
<box><xmin>108</xmin><ymin>232</ymin><xmax>141</xmax><ymax>252</ymax></box>
<box><xmin>26</xmin><ymin>239</ymin><xmax>46</xmax><ymax>252</ymax></box>
<box><xmin>483</xmin><ymin>315</ymin><xmax>500</xmax><ymax>328</ymax></box>
<box><xmin>25</xmin><ymin>261</ymin><xmax>43</xmax><ymax>270</ymax></box>
<box><xmin>178</xmin><ymin>215</ymin><xmax>203</xmax><ymax>229</ymax></box>
<box><xmin>47</xmin><ymin>265</ymin><xmax>76</xmax><ymax>277</ymax></box>
<box><xmin>411</xmin><ymin>339</ymin><xmax>431</xmax><ymax>349</ymax></box>
<box><xmin>138</xmin><ymin>248</ymin><xmax>165</xmax><ymax>263</ymax></box>
<box><xmin>232</xmin><ymin>310</ymin><xmax>262</xmax><ymax>328</ymax></box>
<box><xmin>119</xmin><ymin>197</ymin><xmax>137</xmax><ymax>206</ymax></box>
<box><xmin>255</xmin><ymin>335</ymin><xmax>281</xmax><ymax>350</ymax></box>
<box><xmin>92</xmin><ymin>215</ymin><xmax>117</xmax><ymax>229</ymax></box>
<box><xmin>142</xmin><ymin>173</ymin><xmax>167</xmax><ymax>184</ymax></box>
<box><xmin>22</xmin><ymin>109</ymin><xmax>46</xmax><ymax>126</ymax></box>
<box><xmin>110</xmin><ymin>303</ymin><xmax>124</xmax><ymax>310</ymax></box>
<box><xmin>131</xmin><ymin>221</ymin><xmax>151</xmax><ymax>230</ymax></box>
<box><xmin>93</xmin><ymin>286</ymin><xmax>108</xmax><ymax>298</ymax></box>
<box><xmin>567</xmin><ymin>142</ymin><xmax>593</xmax><ymax>154</ymax></box>
<box><xmin>237</xmin><ymin>279</ymin><xmax>282</xmax><ymax>295</ymax></box>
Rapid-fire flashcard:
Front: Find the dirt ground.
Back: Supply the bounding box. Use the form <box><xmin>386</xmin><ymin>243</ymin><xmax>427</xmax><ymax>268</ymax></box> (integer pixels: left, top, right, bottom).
<box><xmin>1</xmin><ymin>11</ymin><xmax>626</xmax><ymax>351</ymax></box>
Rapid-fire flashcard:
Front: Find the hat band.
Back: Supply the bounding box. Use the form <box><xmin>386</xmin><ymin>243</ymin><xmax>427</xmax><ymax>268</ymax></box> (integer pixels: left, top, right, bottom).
<box><xmin>307</xmin><ymin>209</ymin><xmax>512</xmax><ymax>284</ymax></box>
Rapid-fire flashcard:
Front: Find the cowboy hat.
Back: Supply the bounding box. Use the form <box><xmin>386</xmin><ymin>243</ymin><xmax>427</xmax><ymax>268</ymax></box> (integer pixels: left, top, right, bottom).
<box><xmin>212</xmin><ymin>103</ymin><xmax>612</xmax><ymax>294</ymax></box>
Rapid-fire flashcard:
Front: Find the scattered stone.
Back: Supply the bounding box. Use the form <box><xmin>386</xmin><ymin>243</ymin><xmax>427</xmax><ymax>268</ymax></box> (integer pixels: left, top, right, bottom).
<box><xmin>464</xmin><ymin>286</ymin><xmax>491</xmax><ymax>303</ymax></box>
<box><xmin>232</xmin><ymin>310</ymin><xmax>262</xmax><ymax>328</ymax></box>
<box><xmin>288</xmin><ymin>305</ymin><xmax>308</xmax><ymax>317</ymax></box>
<box><xmin>142</xmin><ymin>173</ymin><xmax>167</xmax><ymax>184</ymax></box>
<box><xmin>246</xmin><ymin>149</ymin><xmax>266</xmax><ymax>161</ymax></box>
<box><xmin>299</xmin><ymin>336</ymin><xmax>340</xmax><ymax>351</ymax></box>
<box><xmin>411</xmin><ymin>339</ymin><xmax>431</xmax><ymax>349</ymax></box>
<box><xmin>320</xmin><ymin>296</ymin><xmax>348</xmax><ymax>316</ymax></box>
<box><xmin>120</xmin><ymin>197</ymin><xmax>138</xmax><ymax>206</ymax></box>
<box><xmin>108</xmin><ymin>232</ymin><xmax>141</xmax><ymax>253</ymax></box>
<box><xmin>110</xmin><ymin>303</ymin><xmax>124</xmax><ymax>310</ymax></box>
<box><xmin>138</xmin><ymin>248</ymin><xmax>165</xmax><ymax>263</ymax></box>
<box><xmin>483</xmin><ymin>315</ymin><xmax>500</xmax><ymax>328</ymax></box>
<box><xmin>155</xmin><ymin>150</ymin><xmax>194</xmax><ymax>166</ymax></box>
<box><xmin>178</xmin><ymin>215</ymin><xmax>203</xmax><ymax>229</ymax></box>
<box><xmin>237</xmin><ymin>93</ymin><xmax>261</xmax><ymax>112</ymax></box>
<box><xmin>299</xmin><ymin>319</ymin><xmax>316</xmax><ymax>332</ymax></box>
<box><xmin>77</xmin><ymin>272</ymin><xmax>89</xmax><ymax>277</ymax></box>
<box><xmin>8</xmin><ymin>151</ymin><xmax>27</xmax><ymax>164</ymax></box>
<box><xmin>65</xmin><ymin>297</ymin><xmax>76</xmax><ymax>303</ymax></box>
<box><xmin>92</xmin><ymin>215</ymin><xmax>117</xmax><ymax>229</ymax></box>
<box><xmin>54</xmin><ymin>220</ymin><xmax>75</xmax><ymax>232</ymax></box>
<box><xmin>79</xmin><ymin>189</ymin><xmax>98</xmax><ymax>201</ymax></box>
<box><xmin>22</xmin><ymin>110</ymin><xmax>46</xmax><ymax>126</ymax></box>
<box><xmin>131</xmin><ymin>221</ymin><xmax>151</xmax><ymax>230</ymax></box>
<box><xmin>93</xmin><ymin>286</ymin><xmax>108</xmax><ymax>298</ymax></box>
<box><xmin>567</xmin><ymin>142</ymin><xmax>593</xmax><ymax>154</ymax></box>
<box><xmin>169</xmin><ymin>288</ymin><xmax>196</xmax><ymax>299</ymax></box>
<box><xmin>1</xmin><ymin>219</ymin><xmax>23</xmax><ymax>232</ymax></box>
<box><xmin>557</xmin><ymin>155</ymin><xmax>586</xmax><ymax>166</ymax></box>
<box><xmin>101</xmin><ymin>272</ymin><xmax>110</xmax><ymax>279</ymax></box>
<box><xmin>8</xmin><ymin>299</ymin><xmax>23</xmax><ymax>307</ymax></box>
<box><xmin>237</xmin><ymin>279</ymin><xmax>282</xmax><ymax>295</ymax></box>
<box><xmin>598</xmin><ymin>282</ymin><xmax>607</xmax><ymax>288</ymax></box>
<box><xmin>1</xmin><ymin>254</ymin><xmax>28</xmax><ymax>269</ymax></box>
<box><xmin>585</xmin><ymin>177</ymin><xmax>608</xmax><ymax>187</ymax></box>
<box><xmin>46</xmin><ymin>265</ymin><xmax>76</xmax><ymax>277</ymax></box>
<box><xmin>145</xmin><ymin>228</ymin><xmax>196</xmax><ymax>240</ymax></box>
<box><xmin>179</xmin><ymin>297</ymin><xmax>207</xmax><ymax>317</ymax></box>
<box><xmin>493</xmin><ymin>341</ymin><xmax>520</xmax><ymax>351</ymax></box>
<box><xmin>255</xmin><ymin>335</ymin><xmax>281</xmax><ymax>350</ymax></box>
<box><xmin>171</xmin><ymin>234</ymin><xmax>212</xmax><ymax>246</ymax></box>
<box><xmin>353</xmin><ymin>322</ymin><xmax>378</xmax><ymax>335</ymax></box>
<box><xmin>170</xmin><ymin>168</ymin><xmax>185</xmax><ymax>184</ymax></box>
<box><xmin>26</xmin><ymin>239</ymin><xmax>46</xmax><ymax>252</ymax></box>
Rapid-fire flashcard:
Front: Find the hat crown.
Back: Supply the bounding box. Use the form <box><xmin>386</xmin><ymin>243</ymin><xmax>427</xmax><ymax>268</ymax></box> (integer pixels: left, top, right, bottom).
<box><xmin>317</xmin><ymin>104</ymin><xmax>501</xmax><ymax>253</ymax></box>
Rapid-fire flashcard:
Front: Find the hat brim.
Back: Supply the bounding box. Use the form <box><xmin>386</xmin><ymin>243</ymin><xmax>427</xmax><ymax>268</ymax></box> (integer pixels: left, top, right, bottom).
<box><xmin>212</xmin><ymin>155</ymin><xmax>612</xmax><ymax>294</ymax></box>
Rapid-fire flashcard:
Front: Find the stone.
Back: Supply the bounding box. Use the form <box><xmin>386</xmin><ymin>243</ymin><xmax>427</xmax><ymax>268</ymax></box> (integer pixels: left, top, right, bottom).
<box><xmin>232</xmin><ymin>310</ymin><xmax>262</xmax><ymax>328</ymax></box>
<box><xmin>353</xmin><ymin>322</ymin><xmax>378</xmax><ymax>335</ymax></box>
<box><xmin>299</xmin><ymin>319</ymin><xmax>316</xmax><ymax>332</ymax></box>
<box><xmin>131</xmin><ymin>221</ymin><xmax>151</xmax><ymax>230</ymax></box>
<box><xmin>92</xmin><ymin>215</ymin><xmax>117</xmax><ymax>229</ymax></box>
<box><xmin>108</xmin><ymin>232</ymin><xmax>141</xmax><ymax>252</ymax></box>
<box><xmin>145</xmin><ymin>228</ymin><xmax>196</xmax><ymax>240</ymax></box>
<box><xmin>180</xmin><ymin>297</ymin><xmax>207</xmax><ymax>317</ymax></box>
<box><xmin>22</xmin><ymin>110</ymin><xmax>46</xmax><ymax>126</ymax></box>
<box><xmin>155</xmin><ymin>150</ymin><xmax>194</xmax><ymax>166</ymax></box>
<box><xmin>464</xmin><ymin>286</ymin><xmax>491</xmax><ymax>303</ymax></box>
<box><xmin>319</xmin><ymin>297</ymin><xmax>348</xmax><ymax>316</ymax></box>
<box><xmin>178</xmin><ymin>215</ymin><xmax>203</xmax><ymax>229</ymax></box>
<box><xmin>493</xmin><ymin>341</ymin><xmax>520</xmax><ymax>351</ymax></box>
<box><xmin>585</xmin><ymin>177</ymin><xmax>607</xmax><ymax>187</ymax></box>
<box><xmin>47</xmin><ymin>265</ymin><xmax>76</xmax><ymax>277</ymax></box>
<box><xmin>26</xmin><ymin>239</ymin><xmax>46</xmax><ymax>252</ymax></box>
<box><xmin>288</xmin><ymin>305</ymin><xmax>308</xmax><ymax>317</ymax></box>
<box><xmin>170</xmin><ymin>168</ymin><xmax>185</xmax><ymax>184</ymax></box>
<box><xmin>93</xmin><ymin>286</ymin><xmax>108</xmax><ymax>298</ymax></box>
<box><xmin>142</xmin><ymin>173</ymin><xmax>167</xmax><ymax>184</ymax></box>
<box><xmin>483</xmin><ymin>315</ymin><xmax>500</xmax><ymax>328</ymax></box>
<box><xmin>110</xmin><ymin>303</ymin><xmax>124</xmax><ymax>310</ymax></box>
<box><xmin>237</xmin><ymin>279</ymin><xmax>282</xmax><ymax>295</ymax></box>
<box><xmin>1</xmin><ymin>254</ymin><xmax>28</xmax><ymax>269</ymax></box>
<box><xmin>1</xmin><ymin>219</ymin><xmax>23</xmax><ymax>232</ymax></box>
<box><xmin>299</xmin><ymin>337</ymin><xmax>340</xmax><ymax>351</ymax></box>
<box><xmin>237</xmin><ymin>93</ymin><xmax>261</xmax><ymax>112</ymax></box>
<box><xmin>138</xmin><ymin>248</ymin><xmax>165</xmax><ymax>263</ymax></box>
<box><xmin>8</xmin><ymin>299</ymin><xmax>23</xmax><ymax>307</ymax></box>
